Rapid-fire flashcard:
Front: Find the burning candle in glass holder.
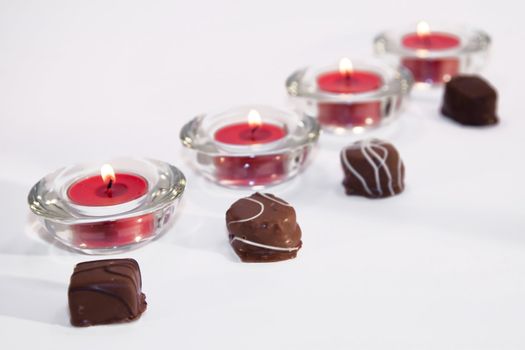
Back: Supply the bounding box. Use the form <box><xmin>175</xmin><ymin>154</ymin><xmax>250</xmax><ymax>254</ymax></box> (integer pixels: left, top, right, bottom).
<box><xmin>180</xmin><ymin>105</ymin><xmax>320</xmax><ymax>188</ymax></box>
<box><xmin>67</xmin><ymin>164</ymin><xmax>154</xmax><ymax>249</ymax></box>
<box><xmin>400</xmin><ymin>21</ymin><xmax>461</xmax><ymax>84</ymax></box>
<box><xmin>316</xmin><ymin>58</ymin><xmax>384</xmax><ymax>130</ymax></box>
<box><xmin>286</xmin><ymin>58</ymin><xmax>412</xmax><ymax>134</ymax></box>
<box><xmin>213</xmin><ymin>109</ymin><xmax>288</xmax><ymax>186</ymax></box>
<box><xmin>68</xmin><ymin>164</ymin><xmax>148</xmax><ymax>206</ymax></box>
<box><xmin>28</xmin><ymin>158</ymin><xmax>186</xmax><ymax>254</ymax></box>
<box><xmin>374</xmin><ymin>21</ymin><xmax>490</xmax><ymax>86</ymax></box>
<box><xmin>214</xmin><ymin>109</ymin><xmax>287</xmax><ymax>145</ymax></box>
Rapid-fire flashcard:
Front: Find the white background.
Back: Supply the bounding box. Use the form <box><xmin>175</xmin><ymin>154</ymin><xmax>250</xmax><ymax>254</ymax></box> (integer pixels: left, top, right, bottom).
<box><xmin>1</xmin><ymin>0</ymin><xmax>525</xmax><ymax>349</ymax></box>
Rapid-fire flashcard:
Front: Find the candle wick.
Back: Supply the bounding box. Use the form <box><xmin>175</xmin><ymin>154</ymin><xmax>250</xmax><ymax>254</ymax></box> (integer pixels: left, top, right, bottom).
<box><xmin>250</xmin><ymin>125</ymin><xmax>259</xmax><ymax>141</ymax></box>
<box><xmin>343</xmin><ymin>71</ymin><xmax>352</xmax><ymax>83</ymax></box>
<box><xmin>421</xmin><ymin>34</ymin><xmax>431</xmax><ymax>47</ymax></box>
<box><xmin>106</xmin><ymin>179</ymin><xmax>113</xmax><ymax>197</ymax></box>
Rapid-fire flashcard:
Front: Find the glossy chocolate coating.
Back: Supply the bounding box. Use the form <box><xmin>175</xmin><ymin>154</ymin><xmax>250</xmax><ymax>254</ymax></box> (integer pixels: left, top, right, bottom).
<box><xmin>340</xmin><ymin>139</ymin><xmax>405</xmax><ymax>199</ymax></box>
<box><xmin>441</xmin><ymin>75</ymin><xmax>499</xmax><ymax>126</ymax></box>
<box><xmin>68</xmin><ymin>258</ymin><xmax>147</xmax><ymax>327</ymax></box>
<box><xmin>226</xmin><ymin>193</ymin><xmax>302</xmax><ymax>263</ymax></box>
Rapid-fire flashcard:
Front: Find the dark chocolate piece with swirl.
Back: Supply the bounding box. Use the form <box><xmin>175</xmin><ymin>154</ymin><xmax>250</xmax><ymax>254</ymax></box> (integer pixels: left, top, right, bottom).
<box><xmin>68</xmin><ymin>258</ymin><xmax>147</xmax><ymax>327</ymax></box>
<box><xmin>340</xmin><ymin>139</ymin><xmax>405</xmax><ymax>198</ymax></box>
<box><xmin>226</xmin><ymin>193</ymin><xmax>302</xmax><ymax>263</ymax></box>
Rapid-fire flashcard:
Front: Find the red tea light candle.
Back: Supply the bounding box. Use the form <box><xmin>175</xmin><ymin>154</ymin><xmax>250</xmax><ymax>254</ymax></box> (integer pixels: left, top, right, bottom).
<box><xmin>68</xmin><ymin>164</ymin><xmax>148</xmax><ymax>206</ymax></box>
<box><xmin>68</xmin><ymin>164</ymin><xmax>154</xmax><ymax>249</ymax></box>
<box><xmin>181</xmin><ymin>105</ymin><xmax>319</xmax><ymax>188</ymax></box>
<box><xmin>401</xmin><ymin>21</ymin><xmax>461</xmax><ymax>84</ymax></box>
<box><xmin>317</xmin><ymin>58</ymin><xmax>383</xmax><ymax>130</ymax></box>
<box><xmin>374</xmin><ymin>22</ymin><xmax>490</xmax><ymax>88</ymax></box>
<box><xmin>213</xmin><ymin>109</ymin><xmax>288</xmax><ymax>186</ymax></box>
<box><xmin>214</xmin><ymin>110</ymin><xmax>287</xmax><ymax>145</ymax></box>
<box><xmin>28</xmin><ymin>158</ymin><xmax>186</xmax><ymax>254</ymax></box>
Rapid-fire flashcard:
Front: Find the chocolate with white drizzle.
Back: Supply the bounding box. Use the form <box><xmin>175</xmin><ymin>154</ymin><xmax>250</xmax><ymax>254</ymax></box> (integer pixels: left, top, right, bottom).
<box><xmin>226</xmin><ymin>192</ymin><xmax>302</xmax><ymax>262</ymax></box>
<box><xmin>340</xmin><ymin>139</ymin><xmax>405</xmax><ymax>198</ymax></box>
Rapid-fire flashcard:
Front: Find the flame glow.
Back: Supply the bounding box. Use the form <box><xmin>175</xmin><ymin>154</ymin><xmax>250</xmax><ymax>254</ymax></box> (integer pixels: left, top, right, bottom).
<box><xmin>417</xmin><ymin>21</ymin><xmax>431</xmax><ymax>36</ymax></box>
<box><xmin>100</xmin><ymin>164</ymin><xmax>116</xmax><ymax>185</ymax></box>
<box><xmin>339</xmin><ymin>57</ymin><xmax>353</xmax><ymax>76</ymax></box>
<box><xmin>247</xmin><ymin>109</ymin><xmax>262</xmax><ymax>128</ymax></box>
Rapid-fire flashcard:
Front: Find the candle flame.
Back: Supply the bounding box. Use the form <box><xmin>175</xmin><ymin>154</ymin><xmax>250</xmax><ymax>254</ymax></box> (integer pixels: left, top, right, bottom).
<box><xmin>339</xmin><ymin>57</ymin><xmax>353</xmax><ymax>76</ymax></box>
<box><xmin>416</xmin><ymin>21</ymin><xmax>431</xmax><ymax>37</ymax></box>
<box><xmin>100</xmin><ymin>163</ymin><xmax>116</xmax><ymax>185</ymax></box>
<box><xmin>247</xmin><ymin>109</ymin><xmax>262</xmax><ymax>128</ymax></box>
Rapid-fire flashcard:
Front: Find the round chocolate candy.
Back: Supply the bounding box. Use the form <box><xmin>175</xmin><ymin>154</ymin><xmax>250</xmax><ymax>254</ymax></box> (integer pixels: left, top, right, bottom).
<box><xmin>226</xmin><ymin>193</ymin><xmax>302</xmax><ymax>262</ymax></box>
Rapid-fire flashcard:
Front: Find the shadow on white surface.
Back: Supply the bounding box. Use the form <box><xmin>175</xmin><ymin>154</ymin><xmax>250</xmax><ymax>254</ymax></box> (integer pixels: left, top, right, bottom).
<box><xmin>0</xmin><ymin>275</ymin><xmax>69</xmax><ymax>326</ymax></box>
<box><xmin>160</xmin><ymin>198</ymin><xmax>239</xmax><ymax>262</ymax></box>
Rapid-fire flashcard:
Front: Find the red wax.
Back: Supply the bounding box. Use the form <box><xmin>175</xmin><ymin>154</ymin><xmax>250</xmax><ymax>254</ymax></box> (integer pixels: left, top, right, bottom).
<box><xmin>68</xmin><ymin>173</ymin><xmax>148</xmax><ymax>206</ymax></box>
<box><xmin>317</xmin><ymin>71</ymin><xmax>383</xmax><ymax>94</ymax></box>
<box><xmin>316</xmin><ymin>70</ymin><xmax>383</xmax><ymax>129</ymax></box>
<box><xmin>213</xmin><ymin>154</ymin><xmax>287</xmax><ymax>187</ymax></box>
<box><xmin>68</xmin><ymin>173</ymin><xmax>153</xmax><ymax>249</ymax></box>
<box><xmin>215</xmin><ymin>122</ymin><xmax>286</xmax><ymax>145</ymax></box>
<box><xmin>401</xmin><ymin>32</ymin><xmax>461</xmax><ymax>83</ymax></box>
<box><xmin>213</xmin><ymin>122</ymin><xmax>288</xmax><ymax>186</ymax></box>
<box><xmin>73</xmin><ymin>214</ymin><xmax>156</xmax><ymax>249</ymax></box>
<box><xmin>402</xmin><ymin>32</ymin><xmax>460</xmax><ymax>50</ymax></box>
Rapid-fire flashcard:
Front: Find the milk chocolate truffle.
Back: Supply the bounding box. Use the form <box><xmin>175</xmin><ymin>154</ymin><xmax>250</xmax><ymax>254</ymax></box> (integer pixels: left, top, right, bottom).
<box><xmin>441</xmin><ymin>75</ymin><xmax>499</xmax><ymax>126</ymax></box>
<box><xmin>226</xmin><ymin>192</ymin><xmax>302</xmax><ymax>262</ymax></box>
<box><xmin>68</xmin><ymin>258</ymin><xmax>147</xmax><ymax>327</ymax></box>
<box><xmin>340</xmin><ymin>139</ymin><xmax>405</xmax><ymax>198</ymax></box>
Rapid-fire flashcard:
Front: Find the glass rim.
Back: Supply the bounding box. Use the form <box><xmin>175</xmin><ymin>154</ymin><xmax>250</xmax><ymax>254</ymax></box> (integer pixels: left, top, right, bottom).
<box><xmin>180</xmin><ymin>105</ymin><xmax>321</xmax><ymax>157</ymax></box>
<box><xmin>28</xmin><ymin>157</ymin><xmax>186</xmax><ymax>224</ymax></box>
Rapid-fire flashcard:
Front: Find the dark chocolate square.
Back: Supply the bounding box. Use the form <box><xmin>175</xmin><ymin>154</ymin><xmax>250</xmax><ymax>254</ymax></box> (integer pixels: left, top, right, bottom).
<box><xmin>68</xmin><ymin>258</ymin><xmax>147</xmax><ymax>327</ymax></box>
<box><xmin>441</xmin><ymin>75</ymin><xmax>499</xmax><ymax>126</ymax></box>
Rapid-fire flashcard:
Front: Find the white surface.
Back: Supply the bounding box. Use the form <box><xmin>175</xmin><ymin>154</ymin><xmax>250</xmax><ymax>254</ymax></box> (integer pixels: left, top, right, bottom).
<box><xmin>1</xmin><ymin>1</ymin><xmax>525</xmax><ymax>349</ymax></box>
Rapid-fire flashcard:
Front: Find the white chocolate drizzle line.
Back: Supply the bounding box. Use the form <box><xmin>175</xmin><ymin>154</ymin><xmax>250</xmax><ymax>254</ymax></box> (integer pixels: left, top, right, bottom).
<box><xmin>227</xmin><ymin>197</ymin><xmax>264</xmax><ymax>225</ymax></box>
<box><xmin>257</xmin><ymin>192</ymin><xmax>292</xmax><ymax>207</ymax></box>
<box><xmin>227</xmin><ymin>193</ymin><xmax>291</xmax><ymax>226</ymax></box>
<box><xmin>230</xmin><ymin>236</ymin><xmax>300</xmax><ymax>252</ymax></box>
<box><xmin>341</xmin><ymin>139</ymin><xmax>403</xmax><ymax>197</ymax></box>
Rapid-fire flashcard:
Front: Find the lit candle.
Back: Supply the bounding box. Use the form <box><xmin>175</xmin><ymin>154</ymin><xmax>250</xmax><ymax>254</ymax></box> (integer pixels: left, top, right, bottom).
<box><xmin>374</xmin><ymin>22</ymin><xmax>490</xmax><ymax>87</ymax></box>
<box><xmin>317</xmin><ymin>58</ymin><xmax>383</xmax><ymax>93</ymax></box>
<box><xmin>68</xmin><ymin>164</ymin><xmax>154</xmax><ymax>249</ymax></box>
<box><xmin>213</xmin><ymin>109</ymin><xmax>288</xmax><ymax>187</ymax></box>
<box><xmin>316</xmin><ymin>58</ymin><xmax>384</xmax><ymax>129</ymax></box>
<box><xmin>401</xmin><ymin>21</ymin><xmax>461</xmax><ymax>83</ymax></box>
<box><xmin>68</xmin><ymin>164</ymin><xmax>148</xmax><ymax>206</ymax></box>
<box><xmin>181</xmin><ymin>105</ymin><xmax>319</xmax><ymax>188</ymax></box>
<box><xmin>214</xmin><ymin>109</ymin><xmax>287</xmax><ymax>145</ymax></box>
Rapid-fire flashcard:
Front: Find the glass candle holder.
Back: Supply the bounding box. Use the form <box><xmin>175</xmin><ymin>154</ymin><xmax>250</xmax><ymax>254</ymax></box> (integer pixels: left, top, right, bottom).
<box><xmin>286</xmin><ymin>59</ymin><xmax>412</xmax><ymax>134</ymax></box>
<box><xmin>374</xmin><ymin>22</ymin><xmax>490</xmax><ymax>86</ymax></box>
<box><xmin>180</xmin><ymin>105</ymin><xmax>320</xmax><ymax>188</ymax></box>
<box><xmin>28</xmin><ymin>158</ymin><xmax>186</xmax><ymax>254</ymax></box>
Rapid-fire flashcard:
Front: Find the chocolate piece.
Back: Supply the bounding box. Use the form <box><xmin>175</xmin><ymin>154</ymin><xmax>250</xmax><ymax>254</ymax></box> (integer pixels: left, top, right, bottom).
<box><xmin>226</xmin><ymin>193</ymin><xmax>302</xmax><ymax>262</ymax></box>
<box><xmin>68</xmin><ymin>258</ymin><xmax>147</xmax><ymax>327</ymax></box>
<box><xmin>340</xmin><ymin>139</ymin><xmax>405</xmax><ymax>198</ymax></box>
<box><xmin>441</xmin><ymin>75</ymin><xmax>498</xmax><ymax>126</ymax></box>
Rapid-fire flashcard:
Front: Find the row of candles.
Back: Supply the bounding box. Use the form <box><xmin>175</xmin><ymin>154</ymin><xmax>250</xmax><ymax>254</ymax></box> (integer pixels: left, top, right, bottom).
<box><xmin>28</xmin><ymin>21</ymin><xmax>491</xmax><ymax>253</ymax></box>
